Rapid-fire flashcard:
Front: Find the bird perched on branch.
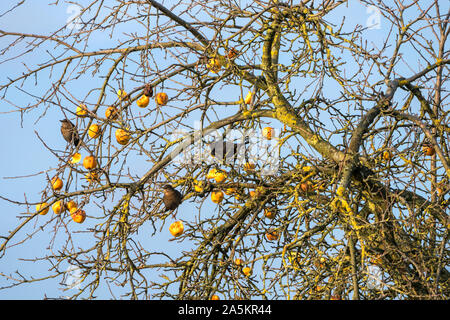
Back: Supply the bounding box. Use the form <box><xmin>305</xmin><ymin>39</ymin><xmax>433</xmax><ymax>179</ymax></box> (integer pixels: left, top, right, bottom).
<box><xmin>60</xmin><ymin>119</ymin><xmax>81</xmax><ymax>147</ymax></box>
<box><xmin>143</xmin><ymin>83</ymin><xmax>153</xmax><ymax>97</ymax></box>
<box><xmin>60</xmin><ymin>119</ymin><xmax>92</xmax><ymax>154</ymax></box>
<box><xmin>208</xmin><ymin>136</ymin><xmax>249</xmax><ymax>164</ymax></box>
<box><xmin>162</xmin><ymin>184</ymin><xmax>183</xmax><ymax>213</ymax></box>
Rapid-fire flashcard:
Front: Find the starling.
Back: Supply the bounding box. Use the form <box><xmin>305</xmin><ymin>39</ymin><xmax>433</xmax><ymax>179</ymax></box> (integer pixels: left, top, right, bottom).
<box><xmin>162</xmin><ymin>184</ymin><xmax>183</xmax><ymax>212</ymax></box>
<box><xmin>60</xmin><ymin>119</ymin><xmax>80</xmax><ymax>147</ymax></box>
<box><xmin>208</xmin><ymin>136</ymin><xmax>249</xmax><ymax>164</ymax></box>
<box><xmin>143</xmin><ymin>83</ymin><xmax>153</xmax><ymax>97</ymax></box>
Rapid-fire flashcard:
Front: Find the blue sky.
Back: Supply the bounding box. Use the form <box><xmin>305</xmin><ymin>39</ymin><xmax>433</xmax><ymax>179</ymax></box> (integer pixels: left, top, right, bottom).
<box><xmin>0</xmin><ymin>0</ymin><xmax>440</xmax><ymax>299</ymax></box>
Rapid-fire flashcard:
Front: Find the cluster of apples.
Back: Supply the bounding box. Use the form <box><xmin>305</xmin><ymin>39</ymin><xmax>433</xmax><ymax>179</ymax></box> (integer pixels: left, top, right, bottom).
<box><xmin>35</xmin><ymin>176</ymin><xmax>86</xmax><ymax>223</ymax></box>
<box><xmin>36</xmin><ymin>156</ymin><xmax>97</xmax><ymax>222</ymax></box>
<box><xmin>76</xmin><ymin>85</ymin><xmax>168</xmax><ymax>147</ymax></box>
<box><xmin>35</xmin><ymin>155</ymin><xmax>98</xmax><ymax>222</ymax></box>
<box><xmin>206</xmin><ymin>47</ymin><xmax>238</xmax><ymax>74</ymax></box>
<box><xmin>35</xmin><ymin>85</ymin><xmax>170</xmax><ymax>223</ymax></box>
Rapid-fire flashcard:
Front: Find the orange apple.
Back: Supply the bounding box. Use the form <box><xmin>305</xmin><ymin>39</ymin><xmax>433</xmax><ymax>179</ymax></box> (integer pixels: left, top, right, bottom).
<box><xmin>88</xmin><ymin>123</ymin><xmax>101</xmax><ymax>139</ymax></box>
<box><xmin>105</xmin><ymin>106</ymin><xmax>119</xmax><ymax>120</ymax></box>
<box><xmin>423</xmin><ymin>145</ymin><xmax>435</xmax><ymax>156</ymax></box>
<box><xmin>51</xmin><ymin>176</ymin><xmax>63</xmax><ymax>191</ymax></box>
<box><xmin>155</xmin><ymin>92</ymin><xmax>168</xmax><ymax>106</ymax></box>
<box><xmin>76</xmin><ymin>104</ymin><xmax>88</xmax><ymax>117</ymax></box>
<box><xmin>244</xmin><ymin>91</ymin><xmax>253</xmax><ymax>104</ymax></box>
<box><xmin>115</xmin><ymin>128</ymin><xmax>131</xmax><ymax>145</ymax></box>
<box><xmin>227</xmin><ymin>48</ymin><xmax>238</xmax><ymax>60</ymax></box>
<box><xmin>265</xmin><ymin>230</ymin><xmax>279</xmax><ymax>241</ymax></box>
<box><xmin>66</xmin><ymin>200</ymin><xmax>77</xmax><ymax>212</ymax></box>
<box><xmin>224</xmin><ymin>187</ymin><xmax>237</xmax><ymax>195</ymax></box>
<box><xmin>214</xmin><ymin>171</ymin><xmax>227</xmax><ymax>183</ymax></box>
<box><xmin>207</xmin><ymin>58</ymin><xmax>222</xmax><ymax>73</ymax></box>
<box><xmin>262</xmin><ymin>127</ymin><xmax>274</xmax><ymax>140</ymax></box>
<box><xmin>169</xmin><ymin>221</ymin><xmax>184</xmax><ymax>237</ymax></box>
<box><xmin>71</xmin><ymin>208</ymin><xmax>86</xmax><ymax>223</ymax></box>
<box><xmin>52</xmin><ymin>200</ymin><xmax>65</xmax><ymax>215</ymax></box>
<box><xmin>264</xmin><ymin>208</ymin><xmax>276</xmax><ymax>219</ymax></box>
<box><xmin>136</xmin><ymin>95</ymin><xmax>150</xmax><ymax>108</ymax></box>
<box><xmin>193</xmin><ymin>180</ymin><xmax>205</xmax><ymax>193</ymax></box>
<box><xmin>85</xmin><ymin>171</ymin><xmax>100</xmax><ymax>183</ymax></box>
<box><xmin>211</xmin><ymin>190</ymin><xmax>224</xmax><ymax>204</ymax></box>
<box><xmin>243</xmin><ymin>162</ymin><xmax>256</xmax><ymax>171</ymax></box>
<box><xmin>242</xmin><ymin>267</ymin><xmax>252</xmax><ymax>276</ymax></box>
<box><xmin>36</xmin><ymin>202</ymin><xmax>49</xmax><ymax>215</ymax></box>
<box><xmin>117</xmin><ymin>89</ymin><xmax>129</xmax><ymax>101</ymax></box>
<box><xmin>83</xmin><ymin>155</ymin><xmax>97</xmax><ymax>170</ymax></box>
<box><xmin>300</xmin><ymin>182</ymin><xmax>312</xmax><ymax>193</ymax></box>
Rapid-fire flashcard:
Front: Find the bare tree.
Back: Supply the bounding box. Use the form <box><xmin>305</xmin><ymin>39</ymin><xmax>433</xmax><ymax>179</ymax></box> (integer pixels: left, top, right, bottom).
<box><xmin>0</xmin><ymin>0</ymin><xmax>448</xmax><ymax>300</ymax></box>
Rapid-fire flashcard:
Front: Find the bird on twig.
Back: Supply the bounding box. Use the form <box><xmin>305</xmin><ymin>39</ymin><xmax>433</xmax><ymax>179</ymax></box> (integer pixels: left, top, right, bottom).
<box><xmin>60</xmin><ymin>119</ymin><xmax>92</xmax><ymax>153</ymax></box>
<box><xmin>208</xmin><ymin>136</ymin><xmax>249</xmax><ymax>164</ymax></box>
<box><xmin>162</xmin><ymin>184</ymin><xmax>183</xmax><ymax>213</ymax></box>
<box><xmin>60</xmin><ymin>119</ymin><xmax>81</xmax><ymax>147</ymax></box>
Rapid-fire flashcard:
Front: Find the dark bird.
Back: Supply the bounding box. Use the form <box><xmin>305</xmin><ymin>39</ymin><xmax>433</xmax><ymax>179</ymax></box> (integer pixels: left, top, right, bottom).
<box><xmin>143</xmin><ymin>83</ymin><xmax>153</xmax><ymax>97</ymax></box>
<box><xmin>162</xmin><ymin>184</ymin><xmax>183</xmax><ymax>212</ymax></box>
<box><xmin>208</xmin><ymin>136</ymin><xmax>249</xmax><ymax>164</ymax></box>
<box><xmin>60</xmin><ymin>119</ymin><xmax>80</xmax><ymax>147</ymax></box>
